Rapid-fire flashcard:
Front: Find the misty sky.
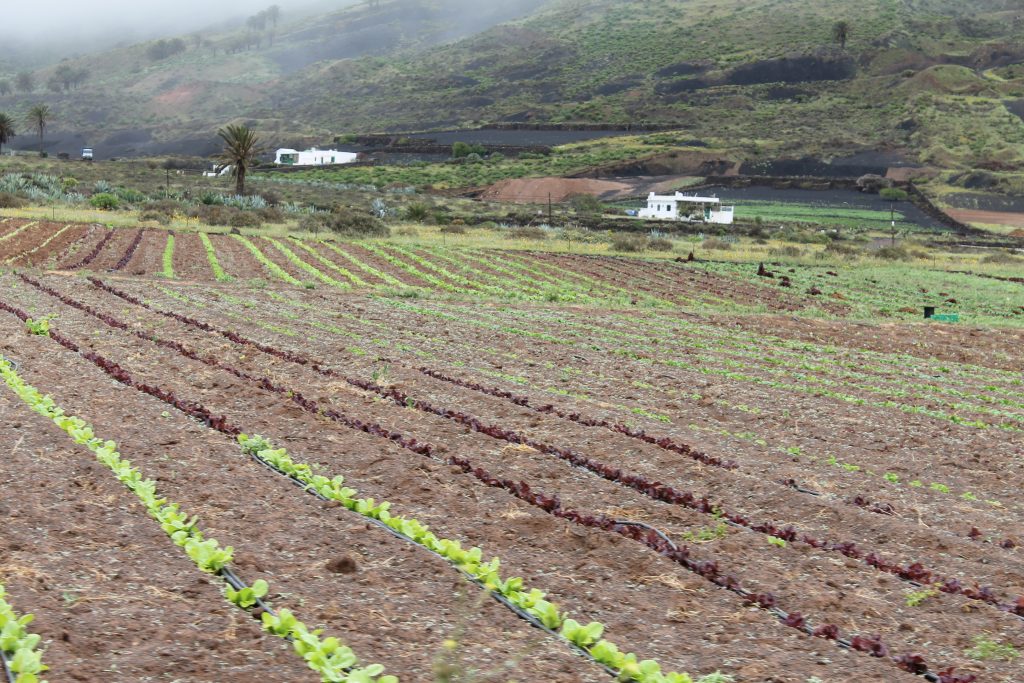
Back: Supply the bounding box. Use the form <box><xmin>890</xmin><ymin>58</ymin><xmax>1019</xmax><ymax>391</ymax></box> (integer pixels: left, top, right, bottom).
<box><xmin>6</xmin><ymin>0</ymin><xmax>317</xmax><ymax>43</ymax></box>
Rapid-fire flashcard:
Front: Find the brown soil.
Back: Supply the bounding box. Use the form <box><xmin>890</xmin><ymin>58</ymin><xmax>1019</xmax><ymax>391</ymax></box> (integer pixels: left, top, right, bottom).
<box><xmin>3</xmin><ymin>273</ymin><xmax>1022</xmax><ymax>681</ymax></box>
<box><xmin>481</xmin><ymin>177</ymin><xmax>634</xmax><ymax>203</ymax></box>
<box><xmin>0</xmin><ymin>396</ymin><xmax>312</xmax><ymax>682</ymax></box>
<box><xmin>947</xmin><ymin>208</ymin><xmax>1024</xmax><ymax>227</ymax></box>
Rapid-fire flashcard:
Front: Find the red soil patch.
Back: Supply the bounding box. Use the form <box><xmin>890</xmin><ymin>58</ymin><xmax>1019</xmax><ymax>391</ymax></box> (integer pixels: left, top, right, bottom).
<box><xmin>947</xmin><ymin>208</ymin><xmax>1024</xmax><ymax>227</ymax></box>
<box><xmin>481</xmin><ymin>177</ymin><xmax>633</xmax><ymax>203</ymax></box>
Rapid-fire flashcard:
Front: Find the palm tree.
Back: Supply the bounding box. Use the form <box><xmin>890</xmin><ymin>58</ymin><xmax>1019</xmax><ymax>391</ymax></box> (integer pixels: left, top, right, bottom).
<box><xmin>215</xmin><ymin>124</ymin><xmax>261</xmax><ymax>196</ymax></box>
<box><xmin>0</xmin><ymin>113</ymin><xmax>14</xmax><ymax>154</ymax></box>
<box><xmin>26</xmin><ymin>104</ymin><xmax>50</xmax><ymax>155</ymax></box>
<box><xmin>832</xmin><ymin>20</ymin><xmax>851</xmax><ymax>50</ymax></box>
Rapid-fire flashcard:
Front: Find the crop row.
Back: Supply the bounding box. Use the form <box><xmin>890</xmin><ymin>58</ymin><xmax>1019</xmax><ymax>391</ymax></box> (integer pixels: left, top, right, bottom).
<box><xmin>111</xmin><ymin>230</ymin><xmax>144</xmax><ymax>272</ymax></box>
<box><xmin>0</xmin><ymin>222</ymin><xmax>38</xmax><ymax>247</ymax></box>
<box><xmin>0</xmin><ymin>582</ymin><xmax>46</xmax><ymax>683</ymax></box>
<box><xmin>0</xmin><ymin>289</ymin><xmax>726</xmax><ymax>683</ymax></box>
<box><xmin>5</xmin><ymin>297</ymin><xmax>967</xmax><ymax>683</ymax></box>
<box><xmin>287</xmin><ymin>238</ymin><xmax>367</xmax><ymax>286</ymax></box>
<box><xmin>232</xmin><ymin>235</ymin><xmax>304</xmax><ymax>286</ymax></box>
<box><xmin>130</xmin><ymin>284</ymin><xmax>1020</xmax><ymax>533</ymax></box>
<box><xmin>41</xmin><ymin>280</ymin><xmax>1008</xmax><ymax>679</ymax></box>
<box><xmin>161</xmin><ymin>233</ymin><xmax>175</xmax><ymax>278</ymax></box>
<box><xmin>77</xmin><ymin>274</ymin><xmax>1015</xmax><ymax>610</ymax></box>
<box><xmin>435</xmin><ymin>298</ymin><xmax>1024</xmax><ymax>427</ymax></box>
<box><xmin>264</xmin><ymin>238</ymin><xmax>352</xmax><ymax>290</ymax></box>
<box><xmin>198</xmin><ymin>232</ymin><xmax>232</xmax><ymax>282</ymax></box>
<box><xmin>0</xmin><ymin>351</ymin><xmax>394</xmax><ymax>683</ymax></box>
<box><xmin>6</xmin><ymin>224</ymin><xmax>75</xmax><ymax>267</ymax></box>
<box><xmin>67</xmin><ymin>229</ymin><xmax>115</xmax><ymax>269</ymax></box>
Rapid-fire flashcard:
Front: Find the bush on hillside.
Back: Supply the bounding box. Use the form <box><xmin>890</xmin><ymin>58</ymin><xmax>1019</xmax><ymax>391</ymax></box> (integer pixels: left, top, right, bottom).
<box><xmin>611</xmin><ymin>236</ymin><xmax>648</xmax><ymax>252</ymax></box>
<box><xmin>89</xmin><ymin>193</ymin><xmax>119</xmax><ymax>210</ymax></box>
<box><xmin>0</xmin><ymin>192</ymin><xmax>26</xmax><ymax>208</ymax></box>
<box><xmin>326</xmin><ymin>207</ymin><xmax>389</xmax><ymax>237</ymax></box>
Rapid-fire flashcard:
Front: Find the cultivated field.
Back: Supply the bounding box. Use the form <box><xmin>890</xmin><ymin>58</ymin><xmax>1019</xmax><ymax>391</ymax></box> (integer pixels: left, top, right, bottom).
<box><xmin>1</xmin><ymin>219</ymin><xmax>1023</xmax><ymax>683</ymax></box>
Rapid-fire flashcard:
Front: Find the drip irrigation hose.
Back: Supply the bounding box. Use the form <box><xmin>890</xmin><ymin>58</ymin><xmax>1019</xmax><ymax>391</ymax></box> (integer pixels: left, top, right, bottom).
<box><xmin>0</xmin><ymin>356</ymin><xmax>17</xmax><ymax>373</ymax></box>
<box><xmin>612</xmin><ymin>521</ymin><xmax>678</xmax><ymax>551</ymax></box>
<box><xmin>250</xmin><ymin>452</ymin><xmax>619</xmax><ymax>677</ymax></box>
<box><xmin>0</xmin><ymin>648</ymin><xmax>16</xmax><ymax>683</ymax></box>
<box><xmin>219</xmin><ymin>566</ymin><xmax>278</xmax><ymax>619</ymax></box>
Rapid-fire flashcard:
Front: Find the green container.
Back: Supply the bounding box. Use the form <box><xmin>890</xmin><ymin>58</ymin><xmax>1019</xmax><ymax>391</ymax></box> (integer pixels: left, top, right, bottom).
<box><xmin>930</xmin><ymin>313</ymin><xmax>960</xmax><ymax>323</ymax></box>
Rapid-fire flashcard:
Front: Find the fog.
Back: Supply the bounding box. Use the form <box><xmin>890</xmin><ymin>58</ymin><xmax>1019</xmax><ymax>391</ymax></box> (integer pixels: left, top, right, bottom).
<box><xmin>3</xmin><ymin>0</ymin><xmax>324</xmax><ymax>59</ymax></box>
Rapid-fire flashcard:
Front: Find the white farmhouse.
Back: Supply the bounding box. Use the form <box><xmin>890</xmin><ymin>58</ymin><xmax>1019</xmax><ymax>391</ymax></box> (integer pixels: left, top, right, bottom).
<box><xmin>638</xmin><ymin>192</ymin><xmax>735</xmax><ymax>224</ymax></box>
<box><xmin>274</xmin><ymin>147</ymin><xmax>359</xmax><ymax>167</ymax></box>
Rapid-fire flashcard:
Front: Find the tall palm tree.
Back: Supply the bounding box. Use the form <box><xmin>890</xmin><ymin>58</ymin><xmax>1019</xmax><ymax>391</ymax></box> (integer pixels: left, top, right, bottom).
<box><xmin>832</xmin><ymin>20</ymin><xmax>851</xmax><ymax>50</ymax></box>
<box><xmin>0</xmin><ymin>113</ymin><xmax>14</xmax><ymax>155</ymax></box>
<box><xmin>215</xmin><ymin>124</ymin><xmax>260</xmax><ymax>196</ymax></box>
<box><xmin>26</xmin><ymin>104</ymin><xmax>51</xmax><ymax>155</ymax></box>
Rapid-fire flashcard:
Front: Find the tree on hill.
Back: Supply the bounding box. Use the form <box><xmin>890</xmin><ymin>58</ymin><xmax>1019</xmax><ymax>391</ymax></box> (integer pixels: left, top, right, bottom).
<box><xmin>832</xmin><ymin>20</ymin><xmax>851</xmax><ymax>50</ymax></box>
<box><xmin>0</xmin><ymin>81</ymin><xmax>11</xmax><ymax>96</ymax></box>
<box><xmin>15</xmin><ymin>72</ymin><xmax>35</xmax><ymax>93</ymax></box>
<box><xmin>26</xmin><ymin>104</ymin><xmax>51</xmax><ymax>154</ymax></box>
<box><xmin>0</xmin><ymin>113</ymin><xmax>15</xmax><ymax>154</ymax></box>
<box><xmin>266</xmin><ymin>5</ymin><xmax>281</xmax><ymax>28</ymax></box>
<box><xmin>215</xmin><ymin>124</ymin><xmax>261</xmax><ymax>196</ymax></box>
<box><xmin>146</xmin><ymin>38</ymin><xmax>187</xmax><ymax>61</ymax></box>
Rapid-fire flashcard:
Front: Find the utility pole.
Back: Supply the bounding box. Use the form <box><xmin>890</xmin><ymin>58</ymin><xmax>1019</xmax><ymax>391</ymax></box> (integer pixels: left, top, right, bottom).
<box><xmin>548</xmin><ymin>193</ymin><xmax>552</xmax><ymax>224</ymax></box>
<box><xmin>166</xmin><ymin>168</ymin><xmax>170</xmax><ymax>197</ymax></box>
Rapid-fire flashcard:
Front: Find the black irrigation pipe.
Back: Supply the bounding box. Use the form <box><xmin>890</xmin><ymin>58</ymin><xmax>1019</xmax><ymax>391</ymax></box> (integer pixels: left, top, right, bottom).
<box><xmin>218</xmin><ymin>566</ymin><xmax>277</xmax><ymax>620</ymax></box>
<box><xmin>0</xmin><ymin>298</ymin><xmax>618</xmax><ymax>678</ymax></box>
<box><xmin>9</xmin><ymin>284</ymin><xmax>989</xmax><ymax>679</ymax></box>
<box><xmin>612</xmin><ymin>521</ymin><xmax>678</xmax><ymax>552</ymax></box>
<box><xmin>72</xmin><ymin>275</ymin><xmax>1022</xmax><ymax>615</ymax></box>
<box><xmin>0</xmin><ymin>649</ymin><xmax>16</xmax><ymax>683</ymax></box>
<box><xmin>247</xmin><ymin>450</ymin><xmax>619</xmax><ymax>676</ymax></box>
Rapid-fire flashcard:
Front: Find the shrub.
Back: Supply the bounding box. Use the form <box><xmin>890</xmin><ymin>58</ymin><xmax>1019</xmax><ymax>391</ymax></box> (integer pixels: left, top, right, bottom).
<box><xmin>404</xmin><ymin>202</ymin><xmax>431</xmax><ymax>222</ymax></box>
<box><xmin>0</xmin><ymin>192</ymin><xmax>26</xmax><ymax>208</ymax></box>
<box><xmin>440</xmin><ymin>224</ymin><xmax>466</xmax><ymax>234</ymax></box>
<box><xmin>257</xmin><ymin>207</ymin><xmax>287</xmax><ymax>224</ymax></box>
<box><xmin>874</xmin><ymin>245</ymin><xmax>912</xmax><ymax>261</ymax></box>
<box><xmin>228</xmin><ymin>210</ymin><xmax>262</xmax><ymax>228</ymax></box>
<box><xmin>140</xmin><ymin>210</ymin><xmax>172</xmax><ymax>225</ymax></box>
<box><xmin>569</xmin><ymin>194</ymin><xmax>604</xmax><ymax>215</ymax></box>
<box><xmin>611</xmin><ymin>235</ymin><xmax>648</xmax><ymax>252</ymax></box>
<box><xmin>89</xmin><ymin>193</ymin><xmax>119</xmax><ymax>210</ymax></box>
<box><xmin>395</xmin><ymin>226</ymin><xmax>419</xmax><ymax>237</ymax></box>
<box><xmin>196</xmin><ymin>204</ymin><xmax>233</xmax><ymax>225</ymax></box>
<box><xmin>647</xmin><ymin>237</ymin><xmax>674</xmax><ymax>252</ymax></box>
<box><xmin>298</xmin><ymin>214</ymin><xmax>327</xmax><ymax>233</ymax></box>
<box><xmin>823</xmin><ymin>241</ymin><xmax>860</xmax><ymax>257</ymax></box>
<box><xmin>880</xmin><ymin>187</ymin><xmax>909</xmax><ymax>202</ymax></box>
<box><xmin>771</xmin><ymin>245</ymin><xmax>804</xmax><ymax>258</ymax></box>
<box><xmin>702</xmin><ymin>237</ymin><xmax>732</xmax><ymax>250</ymax></box>
<box><xmin>508</xmin><ymin>226</ymin><xmax>548</xmax><ymax>240</ymax></box>
<box><xmin>982</xmin><ymin>251</ymin><xmax>1022</xmax><ymax>264</ymax></box>
<box><xmin>326</xmin><ymin>207</ymin><xmax>389</xmax><ymax>237</ymax></box>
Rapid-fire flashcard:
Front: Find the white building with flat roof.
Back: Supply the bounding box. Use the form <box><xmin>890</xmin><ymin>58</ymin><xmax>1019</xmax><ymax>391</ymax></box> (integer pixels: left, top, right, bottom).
<box><xmin>275</xmin><ymin>147</ymin><xmax>359</xmax><ymax>166</ymax></box>
<box><xmin>638</xmin><ymin>192</ymin><xmax>735</xmax><ymax>224</ymax></box>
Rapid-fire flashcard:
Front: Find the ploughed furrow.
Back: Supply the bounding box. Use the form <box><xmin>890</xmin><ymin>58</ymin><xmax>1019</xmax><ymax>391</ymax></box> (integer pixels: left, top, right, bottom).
<box><xmin>15</xmin><ymin>222</ymin><xmax>87</xmax><ymax>268</ymax></box>
<box><xmin>0</xmin><ymin>295</ymin><xmax>611</xmax><ymax>682</ymax></box>
<box><xmin>206</xmin><ymin>233</ymin><xmax>268</xmax><ymax>281</ymax></box>
<box><xmin>0</xmin><ymin>278</ymin><xmax>929</xmax><ymax>683</ymax></box>
<box><xmin>0</xmin><ymin>393</ymin><xmax>312</xmax><ymax>682</ymax></box>
<box><xmin>315</xmin><ymin>241</ymin><xmax>398</xmax><ymax>286</ymax></box>
<box><xmin>13</xmin><ymin>277</ymin><xmax>1016</xmax><ymax>682</ymax></box>
<box><xmin>139</xmin><ymin>281</ymin><xmax>1024</xmax><ymax>542</ymax></box>
<box><xmin>111</xmin><ymin>229</ymin><xmax>145</xmax><ymax>272</ymax></box>
<box><xmin>123</xmin><ymin>280</ymin><xmax>1024</xmax><ymax>548</ymax></box>
<box><xmin>64</xmin><ymin>227</ymin><xmax>115</xmax><ymax>269</ymax></box>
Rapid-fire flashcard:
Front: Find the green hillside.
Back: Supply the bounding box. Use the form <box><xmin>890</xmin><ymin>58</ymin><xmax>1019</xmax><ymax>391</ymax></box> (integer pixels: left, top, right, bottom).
<box><xmin>4</xmin><ymin>0</ymin><xmax>1024</xmax><ymax>176</ymax></box>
